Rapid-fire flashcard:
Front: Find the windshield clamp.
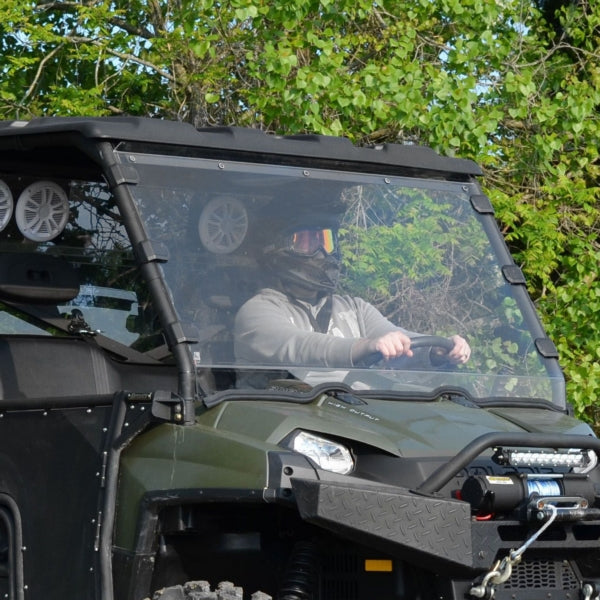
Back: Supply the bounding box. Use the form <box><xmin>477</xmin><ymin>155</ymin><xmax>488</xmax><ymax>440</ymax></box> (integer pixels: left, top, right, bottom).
<box><xmin>502</xmin><ymin>265</ymin><xmax>526</xmax><ymax>285</ymax></box>
<box><xmin>103</xmin><ymin>163</ymin><xmax>139</xmax><ymax>187</ymax></box>
<box><xmin>470</xmin><ymin>194</ymin><xmax>494</xmax><ymax>214</ymax></box>
<box><xmin>134</xmin><ymin>239</ymin><xmax>169</xmax><ymax>264</ymax></box>
<box><xmin>535</xmin><ymin>338</ymin><xmax>559</xmax><ymax>359</ymax></box>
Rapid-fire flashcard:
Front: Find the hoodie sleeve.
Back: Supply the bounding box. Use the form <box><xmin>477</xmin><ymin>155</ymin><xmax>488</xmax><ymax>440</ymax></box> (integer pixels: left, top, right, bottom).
<box><xmin>234</xmin><ymin>290</ymin><xmax>356</xmax><ymax>367</ymax></box>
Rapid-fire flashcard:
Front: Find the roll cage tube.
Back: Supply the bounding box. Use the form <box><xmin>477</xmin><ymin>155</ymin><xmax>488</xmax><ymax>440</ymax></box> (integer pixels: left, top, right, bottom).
<box><xmin>98</xmin><ymin>141</ymin><xmax>198</xmax><ymax>423</ymax></box>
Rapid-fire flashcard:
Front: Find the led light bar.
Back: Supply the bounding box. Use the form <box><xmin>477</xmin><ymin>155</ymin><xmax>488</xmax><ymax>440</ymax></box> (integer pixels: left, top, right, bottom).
<box><xmin>494</xmin><ymin>447</ymin><xmax>591</xmax><ymax>469</ymax></box>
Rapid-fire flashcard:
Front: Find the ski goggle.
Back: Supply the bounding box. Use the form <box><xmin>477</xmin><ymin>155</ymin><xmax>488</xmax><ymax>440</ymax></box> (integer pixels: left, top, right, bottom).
<box><xmin>288</xmin><ymin>228</ymin><xmax>337</xmax><ymax>256</ymax></box>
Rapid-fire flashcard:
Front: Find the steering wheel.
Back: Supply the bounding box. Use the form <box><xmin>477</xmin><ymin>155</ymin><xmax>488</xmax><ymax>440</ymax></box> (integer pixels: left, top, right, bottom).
<box><xmin>407</xmin><ymin>335</ymin><xmax>455</xmax><ymax>352</ymax></box>
<box><xmin>364</xmin><ymin>335</ymin><xmax>456</xmax><ymax>367</ymax></box>
<box><xmin>342</xmin><ymin>335</ymin><xmax>458</xmax><ymax>389</ymax></box>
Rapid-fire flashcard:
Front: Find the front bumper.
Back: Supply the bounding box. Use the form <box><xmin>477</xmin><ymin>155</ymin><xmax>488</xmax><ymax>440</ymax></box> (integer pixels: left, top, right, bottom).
<box><xmin>292</xmin><ymin>476</ymin><xmax>600</xmax><ymax>579</ymax></box>
<box><xmin>292</xmin><ymin>478</ymin><xmax>473</xmax><ymax>571</ymax></box>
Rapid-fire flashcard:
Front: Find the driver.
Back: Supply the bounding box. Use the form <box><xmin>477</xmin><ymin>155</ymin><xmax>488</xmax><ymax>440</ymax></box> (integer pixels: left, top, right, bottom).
<box><xmin>233</xmin><ymin>221</ymin><xmax>471</xmax><ymax>369</ymax></box>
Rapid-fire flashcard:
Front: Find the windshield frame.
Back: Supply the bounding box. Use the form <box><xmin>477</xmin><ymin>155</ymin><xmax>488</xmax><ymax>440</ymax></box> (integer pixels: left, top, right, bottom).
<box><xmin>113</xmin><ymin>149</ymin><xmax>566</xmax><ymax>409</ymax></box>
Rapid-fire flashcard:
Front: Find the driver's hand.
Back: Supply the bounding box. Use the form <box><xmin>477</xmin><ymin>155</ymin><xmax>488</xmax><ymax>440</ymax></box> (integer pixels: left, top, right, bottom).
<box><xmin>371</xmin><ymin>331</ymin><xmax>414</xmax><ymax>360</ymax></box>
<box><xmin>446</xmin><ymin>335</ymin><xmax>471</xmax><ymax>364</ymax></box>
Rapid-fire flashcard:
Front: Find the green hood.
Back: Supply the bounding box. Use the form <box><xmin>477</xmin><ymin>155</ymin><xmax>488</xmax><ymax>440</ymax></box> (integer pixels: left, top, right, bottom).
<box><xmin>202</xmin><ymin>396</ymin><xmax>592</xmax><ymax>458</ymax></box>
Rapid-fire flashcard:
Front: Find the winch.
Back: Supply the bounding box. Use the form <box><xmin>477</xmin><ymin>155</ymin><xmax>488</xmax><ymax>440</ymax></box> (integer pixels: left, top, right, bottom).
<box><xmin>461</xmin><ymin>472</ymin><xmax>597</xmax><ymax>520</ymax></box>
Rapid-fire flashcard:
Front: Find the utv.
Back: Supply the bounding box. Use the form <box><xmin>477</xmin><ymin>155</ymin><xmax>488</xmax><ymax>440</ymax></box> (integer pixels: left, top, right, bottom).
<box><xmin>0</xmin><ymin>117</ymin><xmax>598</xmax><ymax>600</ymax></box>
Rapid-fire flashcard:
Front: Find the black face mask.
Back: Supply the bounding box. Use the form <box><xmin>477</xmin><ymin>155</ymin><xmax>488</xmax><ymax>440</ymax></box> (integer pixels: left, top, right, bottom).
<box><xmin>266</xmin><ymin>249</ymin><xmax>341</xmax><ymax>297</ymax></box>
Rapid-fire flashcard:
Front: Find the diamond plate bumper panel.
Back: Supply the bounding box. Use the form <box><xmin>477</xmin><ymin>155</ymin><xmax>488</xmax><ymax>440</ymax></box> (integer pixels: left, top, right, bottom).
<box><xmin>292</xmin><ymin>478</ymin><xmax>473</xmax><ymax>569</ymax></box>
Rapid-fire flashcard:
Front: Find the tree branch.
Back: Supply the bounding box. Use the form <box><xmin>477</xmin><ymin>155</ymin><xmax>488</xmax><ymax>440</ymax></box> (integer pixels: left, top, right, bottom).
<box><xmin>36</xmin><ymin>1</ymin><xmax>156</xmax><ymax>39</ymax></box>
<box><xmin>65</xmin><ymin>34</ymin><xmax>174</xmax><ymax>81</ymax></box>
<box><xmin>21</xmin><ymin>42</ymin><xmax>64</xmax><ymax>103</ymax></box>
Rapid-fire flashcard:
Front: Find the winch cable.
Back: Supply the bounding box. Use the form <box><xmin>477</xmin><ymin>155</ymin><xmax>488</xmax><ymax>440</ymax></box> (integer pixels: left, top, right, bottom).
<box><xmin>469</xmin><ymin>504</ymin><xmax>558</xmax><ymax>599</ymax></box>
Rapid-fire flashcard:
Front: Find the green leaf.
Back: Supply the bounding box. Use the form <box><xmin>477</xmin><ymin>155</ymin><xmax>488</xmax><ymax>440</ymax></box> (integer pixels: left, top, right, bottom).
<box><xmin>204</xmin><ymin>92</ymin><xmax>220</xmax><ymax>103</ymax></box>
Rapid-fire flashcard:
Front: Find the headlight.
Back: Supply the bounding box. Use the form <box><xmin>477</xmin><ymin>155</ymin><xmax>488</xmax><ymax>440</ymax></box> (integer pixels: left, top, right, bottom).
<box><xmin>287</xmin><ymin>430</ymin><xmax>354</xmax><ymax>475</ymax></box>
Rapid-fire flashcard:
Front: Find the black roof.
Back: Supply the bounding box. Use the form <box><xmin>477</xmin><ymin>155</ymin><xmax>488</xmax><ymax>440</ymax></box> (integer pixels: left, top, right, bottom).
<box><xmin>0</xmin><ymin>116</ymin><xmax>482</xmax><ymax>177</ymax></box>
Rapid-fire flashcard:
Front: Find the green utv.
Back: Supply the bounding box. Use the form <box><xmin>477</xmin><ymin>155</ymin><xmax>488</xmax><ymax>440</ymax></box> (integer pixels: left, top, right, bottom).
<box><xmin>0</xmin><ymin>117</ymin><xmax>598</xmax><ymax>600</ymax></box>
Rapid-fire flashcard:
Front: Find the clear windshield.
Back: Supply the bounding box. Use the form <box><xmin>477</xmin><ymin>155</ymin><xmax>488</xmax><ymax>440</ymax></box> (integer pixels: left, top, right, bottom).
<box><xmin>118</xmin><ymin>151</ymin><xmax>564</xmax><ymax>407</ymax></box>
<box><xmin>0</xmin><ymin>153</ymin><xmax>563</xmax><ymax>406</ymax></box>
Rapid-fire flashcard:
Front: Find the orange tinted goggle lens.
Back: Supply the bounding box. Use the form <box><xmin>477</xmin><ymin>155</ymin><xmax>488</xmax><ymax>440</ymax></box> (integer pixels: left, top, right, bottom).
<box><xmin>290</xmin><ymin>229</ymin><xmax>336</xmax><ymax>255</ymax></box>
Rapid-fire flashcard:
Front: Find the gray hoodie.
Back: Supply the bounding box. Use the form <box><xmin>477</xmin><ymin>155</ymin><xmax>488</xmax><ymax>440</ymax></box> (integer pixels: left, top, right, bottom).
<box><xmin>234</xmin><ymin>287</ymin><xmax>426</xmax><ymax>368</ymax></box>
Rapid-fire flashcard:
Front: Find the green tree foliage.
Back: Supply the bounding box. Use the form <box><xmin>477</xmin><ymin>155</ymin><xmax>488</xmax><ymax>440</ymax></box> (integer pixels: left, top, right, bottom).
<box><xmin>0</xmin><ymin>0</ymin><xmax>599</xmax><ymax>422</ymax></box>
